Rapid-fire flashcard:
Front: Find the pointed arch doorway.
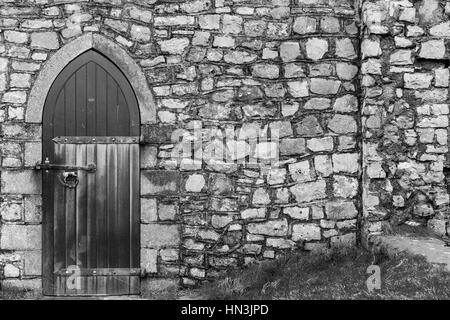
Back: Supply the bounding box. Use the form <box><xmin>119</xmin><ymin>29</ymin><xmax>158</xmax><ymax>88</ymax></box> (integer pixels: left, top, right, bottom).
<box><xmin>41</xmin><ymin>50</ymin><xmax>140</xmax><ymax>296</ymax></box>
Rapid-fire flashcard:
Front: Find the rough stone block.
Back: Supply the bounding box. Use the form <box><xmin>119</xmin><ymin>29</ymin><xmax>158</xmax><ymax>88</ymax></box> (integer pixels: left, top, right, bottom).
<box><xmin>293</xmin><ymin>16</ymin><xmax>316</xmax><ymax>34</ymax></box>
<box><xmin>0</xmin><ymin>224</ymin><xmax>41</xmax><ymax>250</ymax></box>
<box><xmin>419</xmin><ymin>40</ymin><xmax>445</xmax><ymax>59</ymax></box>
<box><xmin>22</xmin><ymin>250</ymin><xmax>41</xmax><ymax>276</ymax></box>
<box><xmin>328</xmin><ymin>114</ymin><xmax>357</xmax><ymax>134</ymax></box>
<box><xmin>31</xmin><ymin>32</ymin><xmax>59</xmax><ymax>49</ymax></box>
<box><xmin>141</xmin><ymin>248</ymin><xmax>157</xmax><ymax>273</ymax></box>
<box><xmin>290</xmin><ymin>180</ymin><xmax>327</xmax><ymax>203</ymax></box>
<box><xmin>159</xmin><ymin>203</ymin><xmax>177</xmax><ymax>221</ymax></box>
<box><xmin>280</xmin><ymin>138</ymin><xmax>306</xmax><ymax>156</ymax></box>
<box><xmin>247</xmin><ymin>219</ymin><xmax>288</xmax><ymax>236</ymax></box>
<box><xmin>141</xmin><ymin>198</ymin><xmax>157</xmax><ymax>223</ymax></box>
<box><xmin>280</xmin><ymin>41</ymin><xmax>301</xmax><ymax>62</ymax></box>
<box><xmin>332</xmin><ymin>153</ymin><xmax>359</xmax><ymax>173</ymax></box>
<box><xmin>326</xmin><ymin>201</ymin><xmax>358</xmax><ymax>220</ymax></box>
<box><xmin>305</xmin><ymin>38</ymin><xmax>328</xmax><ymax>60</ymax></box>
<box><xmin>141</xmin><ymin>224</ymin><xmax>179</xmax><ymax>248</ymax></box>
<box><xmin>310</xmin><ymin>78</ymin><xmax>340</xmax><ymax>95</ymax></box>
<box><xmin>24</xmin><ymin>195</ymin><xmax>41</xmax><ymax>223</ymax></box>
<box><xmin>295</xmin><ymin>115</ymin><xmax>323</xmax><ymax>136</ymax></box>
<box><xmin>141</xmin><ymin>170</ymin><xmax>180</xmax><ymax>195</ymax></box>
<box><xmin>1</xmin><ymin>170</ymin><xmax>41</xmax><ymax>194</ymax></box>
<box><xmin>292</xmin><ymin>223</ymin><xmax>321</xmax><ymax>241</ymax></box>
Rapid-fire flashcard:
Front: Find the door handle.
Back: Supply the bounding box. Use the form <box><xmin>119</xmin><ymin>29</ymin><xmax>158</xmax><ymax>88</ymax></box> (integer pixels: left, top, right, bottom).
<box><xmin>35</xmin><ymin>157</ymin><xmax>96</xmax><ymax>172</ymax></box>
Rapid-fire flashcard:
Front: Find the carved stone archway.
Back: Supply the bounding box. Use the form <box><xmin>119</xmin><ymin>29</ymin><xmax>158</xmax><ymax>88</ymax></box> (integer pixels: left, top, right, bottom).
<box><xmin>26</xmin><ymin>32</ymin><xmax>156</xmax><ymax>124</ymax></box>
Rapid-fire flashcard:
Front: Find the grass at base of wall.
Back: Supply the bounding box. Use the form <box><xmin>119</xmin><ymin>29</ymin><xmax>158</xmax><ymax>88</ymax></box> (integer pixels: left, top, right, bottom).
<box><xmin>195</xmin><ymin>247</ymin><xmax>450</xmax><ymax>300</ymax></box>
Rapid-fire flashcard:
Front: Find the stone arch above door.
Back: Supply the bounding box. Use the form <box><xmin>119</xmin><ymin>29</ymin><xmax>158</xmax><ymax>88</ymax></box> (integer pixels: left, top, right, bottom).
<box><xmin>26</xmin><ymin>32</ymin><xmax>156</xmax><ymax>124</ymax></box>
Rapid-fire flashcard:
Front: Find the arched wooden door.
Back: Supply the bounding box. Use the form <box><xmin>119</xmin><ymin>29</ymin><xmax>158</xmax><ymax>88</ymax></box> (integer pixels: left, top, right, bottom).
<box><xmin>41</xmin><ymin>50</ymin><xmax>140</xmax><ymax>296</ymax></box>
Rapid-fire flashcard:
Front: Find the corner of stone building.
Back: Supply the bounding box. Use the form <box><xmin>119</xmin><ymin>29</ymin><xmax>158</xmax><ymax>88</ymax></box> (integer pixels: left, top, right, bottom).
<box><xmin>360</xmin><ymin>0</ymin><xmax>450</xmax><ymax>244</ymax></box>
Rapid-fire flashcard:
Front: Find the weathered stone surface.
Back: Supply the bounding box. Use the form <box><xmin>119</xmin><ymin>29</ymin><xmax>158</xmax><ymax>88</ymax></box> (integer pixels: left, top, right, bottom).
<box><xmin>320</xmin><ymin>17</ymin><xmax>340</xmax><ymax>33</ymax></box>
<box><xmin>310</xmin><ymin>79</ymin><xmax>341</xmax><ymax>95</ymax></box>
<box><xmin>419</xmin><ymin>40</ymin><xmax>446</xmax><ymax>59</ymax></box>
<box><xmin>141</xmin><ymin>248</ymin><xmax>157</xmax><ymax>273</ymax></box>
<box><xmin>430</xmin><ymin>21</ymin><xmax>450</xmax><ymax>37</ymax></box>
<box><xmin>328</xmin><ymin>115</ymin><xmax>357</xmax><ymax>134</ymax></box>
<box><xmin>305</xmin><ymin>38</ymin><xmax>328</xmax><ymax>60</ymax></box>
<box><xmin>0</xmin><ymin>225</ymin><xmax>41</xmax><ymax>250</ymax></box>
<box><xmin>284</xmin><ymin>206</ymin><xmax>309</xmax><ymax>220</ymax></box>
<box><xmin>241</xmin><ymin>208</ymin><xmax>266</xmax><ymax>219</ymax></box>
<box><xmin>292</xmin><ymin>223</ymin><xmax>321</xmax><ymax>241</ymax></box>
<box><xmin>290</xmin><ymin>180</ymin><xmax>327</xmax><ymax>203</ymax></box>
<box><xmin>295</xmin><ymin>115</ymin><xmax>323</xmax><ymax>136</ymax></box>
<box><xmin>326</xmin><ymin>201</ymin><xmax>358</xmax><ymax>220</ymax></box>
<box><xmin>289</xmin><ymin>160</ymin><xmax>313</xmax><ymax>182</ymax></box>
<box><xmin>404</xmin><ymin>73</ymin><xmax>433</xmax><ymax>89</ymax></box>
<box><xmin>361</xmin><ymin>39</ymin><xmax>381</xmax><ymax>58</ymax></box>
<box><xmin>293</xmin><ymin>16</ymin><xmax>316</xmax><ymax>34</ymax></box>
<box><xmin>199</xmin><ymin>14</ymin><xmax>220</xmax><ymax>29</ymax></box>
<box><xmin>185</xmin><ymin>174</ymin><xmax>205</xmax><ymax>192</ymax></box>
<box><xmin>287</xmin><ymin>80</ymin><xmax>309</xmax><ymax>97</ymax></box>
<box><xmin>332</xmin><ymin>153</ymin><xmax>359</xmax><ymax>173</ymax></box>
<box><xmin>154</xmin><ymin>16</ymin><xmax>195</xmax><ymax>26</ymax></box>
<box><xmin>252</xmin><ymin>64</ymin><xmax>279</xmax><ymax>79</ymax></box>
<box><xmin>336</xmin><ymin>63</ymin><xmax>358</xmax><ymax>80</ymax></box>
<box><xmin>222</xmin><ymin>15</ymin><xmax>243</xmax><ymax>34</ymax></box>
<box><xmin>335</xmin><ymin>38</ymin><xmax>356</xmax><ymax>59</ymax></box>
<box><xmin>280</xmin><ymin>41</ymin><xmax>300</xmax><ymax>62</ymax></box>
<box><xmin>4</xmin><ymin>31</ymin><xmax>28</xmax><ymax>44</ymax></box>
<box><xmin>31</xmin><ymin>32</ymin><xmax>59</xmax><ymax>49</ymax></box>
<box><xmin>141</xmin><ymin>224</ymin><xmax>179</xmax><ymax>248</ymax></box>
<box><xmin>247</xmin><ymin>219</ymin><xmax>288</xmax><ymax>236</ymax></box>
<box><xmin>304</xmin><ymin>98</ymin><xmax>331</xmax><ymax>110</ymax></box>
<box><xmin>224</xmin><ymin>50</ymin><xmax>257</xmax><ymax>64</ymax></box>
<box><xmin>333</xmin><ymin>175</ymin><xmax>358</xmax><ymax>198</ymax></box>
<box><xmin>2</xmin><ymin>171</ymin><xmax>41</xmax><ymax>194</ymax></box>
<box><xmin>280</xmin><ymin>138</ymin><xmax>307</xmax><ymax>155</ymax></box>
<box><xmin>141</xmin><ymin>171</ymin><xmax>180</xmax><ymax>195</ymax></box>
<box><xmin>159</xmin><ymin>204</ymin><xmax>177</xmax><ymax>221</ymax></box>
<box><xmin>333</xmin><ymin>94</ymin><xmax>358</xmax><ymax>112</ymax></box>
<box><xmin>307</xmin><ymin>137</ymin><xmax>333</xmax><ymax>152</ymax></box>
<box><xmin>158</xmin><ymin>38</ymin><xmax>189</xmax><ymax>54</ymax></box>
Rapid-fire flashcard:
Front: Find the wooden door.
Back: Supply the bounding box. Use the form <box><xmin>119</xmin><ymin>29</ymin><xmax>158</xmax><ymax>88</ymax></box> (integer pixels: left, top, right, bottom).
<box><xmin>42</xmin><ymin>50</ymin><xmax>141</xmax><ymax>296</ymax></box>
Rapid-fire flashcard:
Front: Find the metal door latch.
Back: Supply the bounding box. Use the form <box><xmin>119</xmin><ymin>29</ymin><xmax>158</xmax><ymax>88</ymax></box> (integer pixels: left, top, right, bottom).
<box><xmin>35</xmin><ymin>157</ymin><xmax>96</xmax><ymax>172</ymax></box>
<box><xmin>60</xmin><ymin>171</ymin><xmax>79</xmax><ymax>188</ymax></box>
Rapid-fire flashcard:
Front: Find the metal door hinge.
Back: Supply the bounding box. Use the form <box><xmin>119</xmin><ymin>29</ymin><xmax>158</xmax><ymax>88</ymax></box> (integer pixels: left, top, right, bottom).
<box><xmin>35</xmin><ymin>157</ymin><xmax>96</xmax><ymax>172</ymax></box>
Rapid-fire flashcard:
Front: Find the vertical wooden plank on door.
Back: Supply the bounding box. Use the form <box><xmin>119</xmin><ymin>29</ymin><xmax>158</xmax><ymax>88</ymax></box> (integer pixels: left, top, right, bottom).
<box><xmin>75</xmin><ymin>144</ymin><xmax>88</xmax><ymax>294</ymax></box>
<box><xmin>95</xmin><ymin>143</ymin><xmax>107</xmax><ymax>295</ymax></box>
<box><xmin>86</xmin><ymin>143</ymin><xmax>97</xmax><ymax>294</ymax></box>
<box><xmin>117</xmin><ymin>143</ymin><xmax>131</xmax><ymax>294</ymax></box>
<box><xmin>130</xmin><ymin>143</ymin><xmax>140</xmax><ymax>294</ymax></box>
<box><xmin>117</xmin><ymin>89</ymin><xmax>130</xmax><ymax>136</ymax></box>
<box><xmin>106</xmin><ymin>143</ymin><xmax>118</xmax><ymax>294</ymax></box>
<box><xmin>76</xmin><ymin>65</ymin><xmax>87</xmax><ymax>135</ymax></box>
<box><xmin>106</xmin><ymin>74</ymin><xmax>117</xmax><ymax>136</ymax></box>
<box><xmin>65</xmin><ymin>75</ymin><xmax>76</xmax><ymax>136</ymax></box>
<box><xmin>86</xmin><ymin>62</ymin><xmax>96</xmax><ymax>136</ymax></box>
<box><xmin>96</xmin><ymin>65</ymin><xmax>107</xmax><ymax>136</ymax></box>
<box><xmin>53</xmin><ymin>143</ymin><xmax>66</xmax><ymax>296</ymax></box>
<box><xmin>64</xmin><ymin>144</ymin><xmax>77</xmax><ymax>295</ymax></box>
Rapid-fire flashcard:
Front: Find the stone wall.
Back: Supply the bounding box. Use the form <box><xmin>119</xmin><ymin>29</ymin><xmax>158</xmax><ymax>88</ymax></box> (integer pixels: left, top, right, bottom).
<box><xmin>3</xmin><ymin>0</ymin><xmax>447</xmax><ymax>292</ymax></box>
<box><xmin>361</xmin><ymin>0</ymin><xmax>450</xmax><ymax>244</ymax></box>
<box><xmin>0</xmin><ymin>0</ymin><xmax>362</xmax><ymax>290</ymax></box>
